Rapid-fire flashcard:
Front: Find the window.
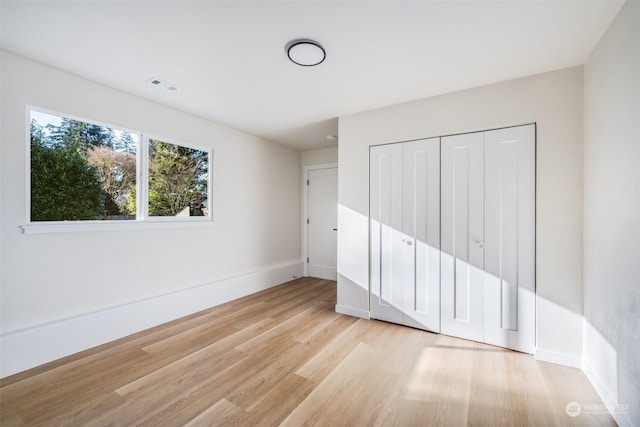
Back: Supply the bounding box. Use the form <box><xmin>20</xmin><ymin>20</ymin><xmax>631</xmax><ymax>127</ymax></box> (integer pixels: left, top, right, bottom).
<box><xmin>148</xmin><ymin>139</ymin><xmax>209</xmax><ymax>218</ymax></box>
<box><xmin>28</xmin><ymin>108</ymin><xmax>213</xmax><ymax>226</ymax></box>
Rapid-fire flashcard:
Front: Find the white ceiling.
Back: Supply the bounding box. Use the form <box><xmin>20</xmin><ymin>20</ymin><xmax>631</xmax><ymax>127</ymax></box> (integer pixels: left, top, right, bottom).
<box><xmin>0</xmin><ymin>1</ymin><xmax>624</xmax><ymax>150</ymax></box>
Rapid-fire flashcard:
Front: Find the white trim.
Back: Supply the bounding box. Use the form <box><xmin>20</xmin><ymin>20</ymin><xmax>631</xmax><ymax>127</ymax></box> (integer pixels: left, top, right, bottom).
<box><xmin>582</xmin><ymin>358</ymin><xmax>633</xmax><ymax>427</ymax></box>
<box><xmin>21</xmin><ymin>219</ymin><xmax>216</xmax><ymax>234</ymax></box>
<box><xmin>0</xmin><ymin>261</ymin><xmax>303</xmax><ymax>378</ymax></box>
<box><xmin>582</xmin><ymin>318</ymin><xmax>633</xmax><ymax>427</ymax></box>
<box><xmin>28</xmin><ymin>105</ymin><xmax>142</xmax><ymax>136</ymax></box>
<box><xmin>303</xmin><ymin>162</ymin><xmax>338</xmax><ymax>277</ymax></box>
<box><xmin>335</xmin><ymin>304</ymin><xmax>370</xmax><ymax>319</ymax></box>
<box><xmin>534</xmin><ymin>347</ymin><xmax>582</xmax><ymax>368</ymax></box>
<box><xmin>138</xmin><ymin>132</ymin><xmax>149</xmax><ymax>221</ymax></box>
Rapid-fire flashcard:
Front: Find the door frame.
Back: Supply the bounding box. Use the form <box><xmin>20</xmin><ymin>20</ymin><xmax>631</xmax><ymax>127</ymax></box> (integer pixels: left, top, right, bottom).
<box><xmin>303</xmin><ymin>162</ymin><xmax>338</xmax><ymax>277</ymax></box>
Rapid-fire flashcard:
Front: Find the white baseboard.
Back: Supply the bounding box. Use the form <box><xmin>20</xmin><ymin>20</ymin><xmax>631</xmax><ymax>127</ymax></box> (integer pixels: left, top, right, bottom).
<box><xmin>0</xmin><ymin>261</ymin><xmax>303</xmax><ymax>378</ymax></box>
<box><xmin>534</xmin><ymin>347</ymin><xmax>582</xmax><ymax>368</ymax></box>
<box><xmin>582</xmin><ymin>319</ymin><xmax>635</xmax><ymax>427</ymax></box>
<box><xmin>583</xmin><ymin>358</ymin><xmax>634</xmax><ymax>427</ymax></box>
<box><xmin>308</xmin><ymin>265</ymin><xmax>337</xmax><ymax>281</ymax></box>
<box><xmin>335</xmin><ymin>304</ymin><xmax>370</xmax><ymax>319</ymax></box>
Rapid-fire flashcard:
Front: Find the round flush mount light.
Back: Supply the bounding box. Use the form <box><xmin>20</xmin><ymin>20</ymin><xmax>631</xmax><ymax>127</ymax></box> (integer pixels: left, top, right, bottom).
<box><xmin>286</xmin><ymin>39</ymin><xmax>325</xmax><ymax>66</ymax></box>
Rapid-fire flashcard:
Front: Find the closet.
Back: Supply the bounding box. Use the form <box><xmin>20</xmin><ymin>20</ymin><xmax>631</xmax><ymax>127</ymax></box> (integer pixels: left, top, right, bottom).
<box><xmin>370</xmin><ymin>124</ymin><xmax>535</xmax><ymax>354</ymax></box>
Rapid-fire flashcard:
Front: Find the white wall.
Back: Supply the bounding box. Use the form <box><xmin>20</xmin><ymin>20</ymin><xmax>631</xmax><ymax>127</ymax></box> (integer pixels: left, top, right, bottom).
<box><xmin>583</xmin><ymin>2</ymin><xmax>639</xmax><ymax>425</ymax></box>
<box><xmin>301</xmin><ymin>146</ymin><xmax>338</xmax><ymax>166</ymax></box>
<box><xmin>0</xmin><ymin>52</ymin><xmax>302</xmax><ymax>376</ymax></box>
<box><xmin>338</xmin><ymin>66</ymin><xmax>585</xmax><ymax>365</ymax></box>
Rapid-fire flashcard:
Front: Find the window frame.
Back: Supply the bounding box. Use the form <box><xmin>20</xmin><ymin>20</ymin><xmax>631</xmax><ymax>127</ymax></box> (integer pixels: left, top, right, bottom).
<box><xmin>140</xmin><ymin>133</ymin><xmax>214</xmax><ymax>223</ymax></box>
<box><xmin>23</xmin><ymin>106</ymin><xmax>214</xmax><ymax>234</ymax></box>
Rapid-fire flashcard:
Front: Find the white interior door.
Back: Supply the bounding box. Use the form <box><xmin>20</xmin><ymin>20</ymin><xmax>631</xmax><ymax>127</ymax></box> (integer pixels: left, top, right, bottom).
<box><xmin>441</xmin><ymin>132</ymin><xmax>485</xmax><ymax>343</ymax></box>
<box><xmin>483</xmin><ymin>125</ymin><xmax>535</xmax><ymax>353</ymax></box>
<box><xmin>370</xmin><ymin>144</ymin><xmax>404</xmax><ymax>324</ymax></box>
<box><xmin>402</xmin><ymin>138</ymin><xmax>440</xmax><ymax>332</ymax></box>
<box><xmin>370</xmin><ymin>140</ymin><xmax>440</xmax><ymax>331</ymax></box>
<box><xmin>307</xmin><ymin>167</ymin><xmax>338</xmax><ymax>280</ymax></box>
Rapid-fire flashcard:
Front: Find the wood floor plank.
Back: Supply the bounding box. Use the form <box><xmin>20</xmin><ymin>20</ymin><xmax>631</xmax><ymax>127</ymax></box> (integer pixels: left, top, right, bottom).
<box><xmin>296</xmin><ymin>318</ymin><xmax>377</xmax><ymax>382</ymax></box>
<box><xmin>0</xmin><ymin>279</ymin><xmax>616</xmax><ymax>426</ymax></box>
<box><xmin>2</xmin><ymin>349</ymin><xmax>153</xmax><ymax>424</ymax></box>
<box><xmin>0</xmin><ymin>400</ymin><xmax>24</xmax><ymax>427</ymax></box>
<box><xmin>183</xmin><ymin>398</ymin><xmax>247</xmax><ymax>427</ymax></box>
<box><xmin>140</xmin><ymin>302</ymin><xmax>262</xmax><ymax>355</ymax></box>
<box><xmin>28</xmin><ymin>391</ymin><xmax>127</xmax><ymax>427</ymax></box>
<box><xmin>131</xmin><ymin>353</ymin><xmax>285</xmax><ymax>426</ymax></box>
<box><xmin>399</xmin><ymin>334</ymin><xmax>474</xmax><ymax>426</ymax></box>
<box><xmin>238</xmin><ymin>373</ymin><xmax>317</xmax><ymax>427</ymax></box>
<box><xmin>503</xmin><ymin>349</ymin><xmax>560</xmax><ymax>426</ymax></box>
<box><xmin>0</xmin><ymin>414</ymin><xmax>24</xmax><ymax>427</ymax></box>
<box><xmin>235</xmin><ymin>302</ymin><xmax>336</xmax><ymax>355</ymax></box>
<box><xmin>225</xmin><ymin>345</ymin><xmax>306</xmax><ymax>410</ymax></box>
<box><xmin>284</xmin><ymin>338</ymin><xmax>414</xmax><ymax>426</ymax></box>
<box><xmin>234</xmin><ymin>307</ymin><xmax>316</xmax><ymax>354</ymax></box>
<box><xmin>229</xmin><ymin>315</ymin><xmax>358</xmax><ymax>412</ymax></box>
<box><xmin>467</xmin><ymin>342</ymin><xmax>515</xmax><ymax>426</ymax></box>
<box><xmin>539</xmin><ymin>361</ymin><xmax>618</xmax><ymax>426</ymax></box>
<box><xmin>263</xmin><ymin>289</ymin><xmax>332</xmax><ymax>324</ymax></box>
<box><xmin>292</xmin><ymin>301</ymin><xmax>337</xmax><ymax>343</ymax></box>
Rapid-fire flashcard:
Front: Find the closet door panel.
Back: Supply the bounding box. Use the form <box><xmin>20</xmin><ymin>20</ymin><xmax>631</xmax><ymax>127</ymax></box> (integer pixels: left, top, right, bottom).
<box><xmin>441</xmin><ymin>132</ymin><xmax>484</xmax><ymax>342</ymax></box>
<box><xmin>484</xmin><ymin>124</ymin><xmax>535</xmax><ymax>353</ymax></box>
<box><xmin>402</xmin><ymin>138</ymin><xmax>440</xmax><ymax>332</ymax></box>
<box><xmin>370</xmin><ymin>144</ymin><xmax>404</xmax><ymax>324</ymax></box>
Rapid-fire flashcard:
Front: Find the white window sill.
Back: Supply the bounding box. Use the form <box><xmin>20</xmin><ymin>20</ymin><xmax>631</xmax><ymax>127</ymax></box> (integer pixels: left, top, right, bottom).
<box><xmin>21</xmin><ymin>219</ymin><xmax>215</xmax><ymax>234</ymax></box>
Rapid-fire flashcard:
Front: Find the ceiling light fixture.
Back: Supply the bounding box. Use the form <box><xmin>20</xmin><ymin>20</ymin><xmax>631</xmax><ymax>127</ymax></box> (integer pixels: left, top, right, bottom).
<box><xmin>286</xmin><ymin>39</ymin><xmax>325</xmax><ymax>67</ymax></box>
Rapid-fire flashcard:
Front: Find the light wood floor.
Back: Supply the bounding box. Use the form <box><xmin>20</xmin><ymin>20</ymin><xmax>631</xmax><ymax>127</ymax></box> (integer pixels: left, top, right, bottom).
<box><xmin>1</xmin><ymin>277</ymin><xmax>615</xmax><ymax>426</ymax></box>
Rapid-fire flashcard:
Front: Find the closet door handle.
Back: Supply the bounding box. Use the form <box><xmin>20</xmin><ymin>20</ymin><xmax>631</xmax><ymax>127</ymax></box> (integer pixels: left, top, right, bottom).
<box><xmin>402</xmin><ymin>239</ymin><xmax>413</xmax><ymax>246</ymax></box>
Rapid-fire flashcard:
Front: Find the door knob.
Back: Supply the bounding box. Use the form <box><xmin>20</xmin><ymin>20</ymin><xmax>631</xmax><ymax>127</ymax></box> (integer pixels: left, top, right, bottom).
<box><xmin>473</xmin><ymin>239</ymin><xmax>484</xmax><ymax>249</ymax></box>
<box><xmin>332</xmin><ymin>228</ymin><xmax>338</xmax><ymax>231</ymax></box>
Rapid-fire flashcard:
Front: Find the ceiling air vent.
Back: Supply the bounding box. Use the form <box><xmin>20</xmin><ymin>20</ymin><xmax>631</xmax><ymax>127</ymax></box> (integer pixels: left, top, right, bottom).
<box><xmin>146</xmin><ymin>77</ymin><xmax>179</xmax><ymax>91</ymax></box>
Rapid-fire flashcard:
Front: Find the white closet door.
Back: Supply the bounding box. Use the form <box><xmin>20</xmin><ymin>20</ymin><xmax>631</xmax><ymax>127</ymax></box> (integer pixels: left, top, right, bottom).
<box><xmin>484</xmin><ymin>125</ymin><xmax>535</xmax><ymax>353</ymax></box>
<box><xmin>402</xmin><ymin>138</ymin><xmax>440</xmax><ymax>332</ymax></box>
<box><xmin>370</xmin><ymin>144</ymin><xmax>403</xmax><ymax>324</ymax></box>
<box><xmin>441</xmin><ymin>132</ymin><xmax>485</xmax><ymax>343</ymax></box>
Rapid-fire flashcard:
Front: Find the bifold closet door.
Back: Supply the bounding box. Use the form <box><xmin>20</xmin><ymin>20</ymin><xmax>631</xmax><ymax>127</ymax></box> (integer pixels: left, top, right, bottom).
<box><xmin>440</xmin><ymin>132</ymin><xmax>485</xmax><ymax>343</ymax></box>
<box><xmin>370</xmin><ymin>144</ymin><xmax>404</xmax><ymax>325</ymax></box>
<box><xmin>371</xmin><ymin>125</ymin><xmax>534</xmax><ymax>353</ymax></box>
<box><xmin>483</xmin><ymin>125</ymin><xmax>535</xmax><ymax>354</ymax></box>
<box><xmin>401</xmin><ymin>139</ymin><xmax>440</xmax><ymax>332</ymax></box>
<box><xmin>441</xmin><ymin>124</ymin><xmax>535</xmax><ymax>353</ymax></box>
<box><xmin>370</xmin><ymin>138</ymin><xmax>440</xmax><ymax>332</ymax></box>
